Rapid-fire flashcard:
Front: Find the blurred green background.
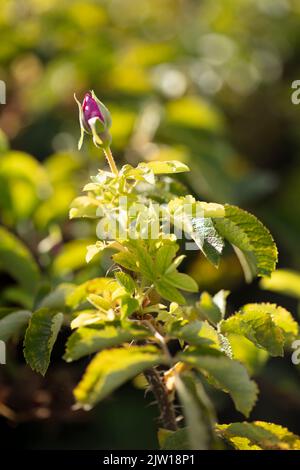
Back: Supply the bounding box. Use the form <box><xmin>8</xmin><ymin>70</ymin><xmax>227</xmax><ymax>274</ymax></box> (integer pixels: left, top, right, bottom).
<box><xmin>1</xmin><ymin>0</ymin><xmax>300</xmax><ymax>449</ymax></box>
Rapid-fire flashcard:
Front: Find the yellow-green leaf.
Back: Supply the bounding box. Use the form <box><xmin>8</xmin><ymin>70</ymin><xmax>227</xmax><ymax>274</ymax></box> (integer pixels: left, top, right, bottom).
<box><xmin>64</xmin><ymin>324</ymin><xmax>150</xmax><ymax>361</ymax></box>
<box><xmin>143</xmin><ymin>160</ymin><xmax>190</xmax><ymax>174</ymax></box>
<box><xmin>220</xmin><ymin>307</ymin><xmax>285</xmax><ymax>357</ymax></box>
<box><xmin>74</xmin><ymin>345</ymin><xmax>164</xmax><ymax>408</ymax></box>
<box><xmin>217</xmin><ymin>421</ymin><xmax>300</xmax><ymax>450</ymax></box>
<box><xmin>260</xmin><ymin>269</ymin><xmax>300</xmax><ymax>299</ymax></box>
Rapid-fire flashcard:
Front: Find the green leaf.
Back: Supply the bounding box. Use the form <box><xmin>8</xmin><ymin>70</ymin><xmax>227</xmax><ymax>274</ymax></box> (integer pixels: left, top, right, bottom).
<box><xmin>0</xmin><ymin>227</ymin><xmax>40</xmax><ymax>294</ymax></box>
<box><xmin>133</xmin><ymin>243</ymin><xmax>156</xmax><ymax>281</ymax></box>
<box><xmin>71</xmin><ymin>310</ymin><xmax>104</xmax><ymax>329</ymax></box>
<box><xmin>190</xmin><ymin>217</ymin><xmax>225</xmax><ymax>267</ymax></box>
<box><xmin>86</xmin><ymin>242</ymin><xmax>104</xmax><ymax>263</ymax></box>
<box><xmin>120</xmin><ymin>295</ymin><xmax>139</xmax><ymax>318</ymax></box>
<box><xmin>155</xmin><ymin>278</ymin><xmax>186</xmax><ymax>304</ymax></box>
<box><xmin>222</xmin><ymin>303</ymin><xmax>298</xmax><ymax>353</ymax></box>
<box><xmin>64</xmin><ymin>324</ymin><xmax>150</xmax><ymax>361</ymax></box>
<box><xmin>121</xmin><ymin>163</ymin><xmax>155</xmax><ymax>184</ymax></box>
<box><xmin>24</xmin><ymin>308</ymin><xmax>63</xmax><ymax>375</ymax></box>
<box><xmin>158</xmin><ymin>428</ymin><xmax>190</xmax><ymax>450</ymax></box>
<box><xmin>214</xmin><ymin>204</ymin><xmax>277</xmax><ymax>281</ymax></box>
<box><xmin>167</xmin><ymin>197</ymin><xmax>225</xmax><ymax>266</ymax></box>
<box><xmin>0</xmin><ymin>310</ymin><xmax>31</xmax><ymax>341</ymax></box>
<box><xmin>69</xmin><ymin>196</ymin><xmax>99</xmax><ymax>219</ymax></box>
<box><xmin>155</xmin><ymin>244</ymin><xmax>178</xmax><ymax>275</ymax></box>
<box><xmin>113</xmin><ymin>251</ymin><xmax>139</xmax><ymax>272</ymax></box>
<box><xmin>52</xmin><ymin>239</ymin><xmax>98</xmax><ymax>276</ymax></box>
<box><xmin>171</xmin><ymin>320</ymin><xmax>220</xmax><ymax>349</ymax></box>
<box><xmin>227</xmin><ymin>334</ymin><xmax>269</xmax><ymax>376</ymax></box>
<box><xmin>212</xmin><ymin>290</ymin><xmax>229</xmax><ymax>317</ymax></box>
<box><xmin>179</xmin><ymin>350</ymin><xmax>258</xmax><ymax>417</ymax></box>
<box><xmin>115</xmin><ymin>272</ymin><xmax>136</xmax><ymax>295</ymax></box>
<box><xmin>217</xmin><ymin>421</ymin><xmax>300</xmax><ymax>450</ymax></box>
<box><xmin>220</xmin><ymin>307</ymin><xmax>285</xmax><ymax>357</ymax></box>
<box><xmin>87</xmin><ymin>293</ymin><xmax>111</xmax><ymax>311</ymax></box>
<box><xmin>74</xmin><ymin>345</ymin><xmax>164</xmax><ymax>408</ymax></box>
<box><xmin>260</xmin><ymin>269</ymin><xmax>300</xmax><ymax>299</ymax></box>
<box><xmin>196</xmin><ymin>292</ymin><xmax>223</xmax><ymax>325</ymax></box>
<box><xmin>163</xmin><ymin>271</ymin><xmax>198</xmax><ymax>293</ymax></box>
<box><xmin>39</xmin><ymin>283</ymin><xmax>75</xmax><ymax>310</ymax></box>
<box><xmin>67</xmin><ymin>278</ymin><xmax>117</xmax><ymax>309</ymax></box>
<box><xmin>175</xmin><ymin>373</ymin><xmax>216</xmax><ymax>450</ymax></box>
<box><xmin>144</xmin><ymin>160</ymin><xmax>190</xmax><ymax>174</ymax></box>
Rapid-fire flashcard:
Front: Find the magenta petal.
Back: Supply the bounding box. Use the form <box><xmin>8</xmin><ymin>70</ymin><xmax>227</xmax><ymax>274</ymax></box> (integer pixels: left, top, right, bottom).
<box><xmin>82</xmin><ymin>92</ymin><xmax>105</xmax><ymax>124</ymax></box>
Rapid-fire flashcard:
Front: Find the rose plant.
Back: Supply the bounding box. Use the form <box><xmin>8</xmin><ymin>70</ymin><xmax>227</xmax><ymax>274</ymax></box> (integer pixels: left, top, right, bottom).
<box><xmin>1</xmin><ymin>92</ymin><xmax>300</xmax><ymax>450</ymax></box>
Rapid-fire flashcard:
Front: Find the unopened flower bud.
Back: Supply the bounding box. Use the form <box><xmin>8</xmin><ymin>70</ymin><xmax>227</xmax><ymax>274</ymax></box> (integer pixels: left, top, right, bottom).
<box><xmin>74</xmin><ymin>90</ymin><xmax>112</xmax><ymax>150</ymax></box>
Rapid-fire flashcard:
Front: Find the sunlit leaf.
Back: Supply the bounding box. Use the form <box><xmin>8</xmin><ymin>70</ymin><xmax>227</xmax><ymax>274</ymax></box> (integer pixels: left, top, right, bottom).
<box><xmin>69</xmin><ymin>196</ymin><xmax>100</xmax><ymax>219</ymax></box>
<box><xmin>260</xmin><ymin>269</ymin><xmax>300</xmax><ymax>299</ymax></box>
<box><xmin>143</xmin><ymin>160</ymin><xmax>190</xmax><ymax>174</ymax></box>
<box><xmin>74</xmin><ymin>345</ymin><xmax>164</xmax><ymax>407</ymax></box>
<box><xmin>217</xmin><ymin>421</ymin><xmax>300</xmax><ymax>450</ymax></box>
<box><xmin>64</xmin><ymin>324</ymin><xmax>149</xmax><ymax>361</ymax></box>
<box><xmin>220</xmin><ymin>307</ymin><xmax>285</xmax><ymax>357</ymax></box>
<box><xmin>163</xmin><ymin>271</ymin><xmax>198</xmax><ymax>293</ymax></box>
<box><xmin>67</xmin><ymin>278</ymin><xmax>118</xmax><ymax>309</ymax></box>
<box><xmin>115</xmin><ymin>272</ymin><xmax>136</xmax><ymax>295</ymax></box>
<box><xmin>52</xmin><ymin>239</ymin><xmax>99</xmax><ymax>276</ymax></box>
<box><xmin>227</xmin><ymin>334</ymin><xmax>269</xmax><ymax>376</ymax></box>
<box><xmin>196</xmin><ymin>292</ymin><xmax>223</xmax><ymax>325</ymax></box>
<box><xmin>214</xmin><ymin>204</ymin><xmax>277</xmax><ymax>281</ymax></box>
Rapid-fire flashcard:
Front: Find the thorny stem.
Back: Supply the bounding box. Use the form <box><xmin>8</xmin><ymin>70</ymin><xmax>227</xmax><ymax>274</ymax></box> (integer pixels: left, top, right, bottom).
<box><xmin>144</xmin><ymin>368</ymin><xmax>178</xmax><ymax>431</ymax></box>
<box><xmin>103</xmin><ymin>146</ymin><xmax>118</xmax><ymax>175</ymax></box>
<box><xmin>142</xmin><ymin>319</ymin><xmax>177</xmax><ymax>431</ymax></box>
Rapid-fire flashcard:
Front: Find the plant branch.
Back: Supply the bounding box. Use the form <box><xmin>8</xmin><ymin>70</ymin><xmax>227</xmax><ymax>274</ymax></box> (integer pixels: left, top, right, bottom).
<box><xmin>142</xmin><ymin>319</ymin><xmax>177</xmax><ymax>431</ymax></box>
<box><xmin>144</xmin><ymin>367</ymin><xmax>178</xmax><ymax>431</ymax></box>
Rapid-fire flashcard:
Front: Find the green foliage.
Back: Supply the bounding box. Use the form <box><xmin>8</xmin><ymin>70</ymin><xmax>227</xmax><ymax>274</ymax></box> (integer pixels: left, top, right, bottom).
<box><xmin>74</xmin><ymin>345</ymin><xmax>164</xmax><ymax>408</ymax></box>
<box><xmin>12</xmin><ymin>144</ymin><xmax>298</xmax><ymax>449</ymax></box>
<box><xmin>179</xmin><ymin>349</ymin><xmax>258</xmax><ymax>417</ymax></box>
<box><xmin>226</xmin><ymin>334</ymin><xmax>269</xmax><ymax>376</ymax></box>
<box><xmin>64</xmin><ymin>324</ymin><xmax>150</xmax><ymax>361</ymax></box>
<box><xmin>214</xmin><ymin>205</ymin><xmax>278</xmax><ymax>281</ymax></box>
<box><xmin>158</xmin><ymin>428</ymin><xmax>190</xmax><ymax>450</ymax></box>
<box><xmin>217</xmin><ymin>422</ymin><xmax>300</xmax><ymax>450</ymax></box>
<box><xmin>260</xmin><ymin>269</ymin><xmax>300</xmax><ymax>299</ymax></box>
<box><xmin>0</xmin><ymin>226</ymin><xmax>40</xmax><ymax>296</ymax></box>
<box><xmin>24</xmin><ymin>308</ymin><xmax>63</xmax><ymax>375</ymax></box>
<box><xmin>196</xmin><ymin>291</ymin><xmax>225</xmax><ymax>325</ymax></box>
<box><xmin>221</xmin><ymin>307</ymin><xmax>285</xmax><ymax>356</ymax></box>
<box><xmin>2</xmin><ymin>92</ymin><xmax>299</xmax><ymax>451</ymax></box>
<box><xmin>221</xmin><ymin>303</ymin><xmax>298</xmax><ymax>353</ymax></box>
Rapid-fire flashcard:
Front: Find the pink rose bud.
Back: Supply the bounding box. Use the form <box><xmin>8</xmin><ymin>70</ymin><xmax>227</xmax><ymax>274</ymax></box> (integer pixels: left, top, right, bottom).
<box><xmin>74</xmin><ymin>90</ymin><xmax>112</xmax><ymax>150</ymax></box>
<box><xmin>82</xmin><ymin>92</ymin><xmax>105</xmax><ymax>127</ymax></box>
